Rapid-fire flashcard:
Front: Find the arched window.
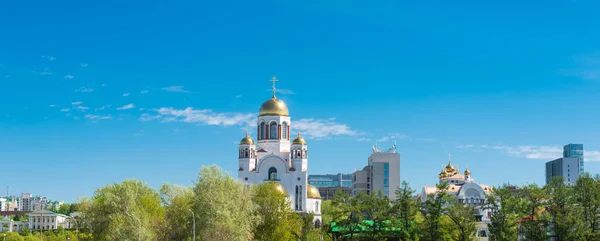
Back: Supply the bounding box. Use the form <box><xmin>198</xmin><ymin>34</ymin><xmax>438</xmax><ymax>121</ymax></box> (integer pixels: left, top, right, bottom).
<box><xmin>245</xmin><ymin>148</ymin><xmax>249</xmax><ymax>158</ymax></box>
<box><xmin>269</xmin><ymin>167</ymin><xmax>278</xmax><ymax>180</ymax></box>
<box><xmin>260</xmin><ymin>122</ymin><xmax>266</xmax><ymax>140</ymax></box>
<box><xmin>270</xmin><ymin>122</ymin><xmax>278</xmax><ymax>139</ymax></box>
<box><xmin>282</xmin><ymin>122</ymin><xmax>288</xmax><ymax>140</ymax></box>
<box><xmin>315</xmin><ymin>201</ymin><xmax>319</xmax><ymax>212</ymax></box>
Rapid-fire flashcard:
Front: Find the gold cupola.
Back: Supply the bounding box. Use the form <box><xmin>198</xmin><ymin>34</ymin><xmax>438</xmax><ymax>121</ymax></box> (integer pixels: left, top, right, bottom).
<box><xmin>439</xmin><ymin>168</ymin><xmax>448</xmax><ymax>178</ymax></box>
<box><xmin>292</xmin><ymin>133</ymin><xmax>307</xmax><ymax>145</ymax></box>
<box><xmin>259</xmin><ymin>76</ymin><xmax>289</xmax><ymax>117</ymax></box>
<box><xmin>240</xmin><ymin>133</ymin><xmax>254</xmax><ymax>145</ymax></box>
<box><xmin>464</xmin><ymin>165</ymin><xmax>471</xmax><ymax>176</ymax></box>
<box><xmin>270</xmin><ymin>182</ymin><xmax>287</xmax><ymax>194</ymax></box>
<box><xmin>307</xmin><ymin>184</ymin><xmax>321</xmax><ymax>199</ymax></box>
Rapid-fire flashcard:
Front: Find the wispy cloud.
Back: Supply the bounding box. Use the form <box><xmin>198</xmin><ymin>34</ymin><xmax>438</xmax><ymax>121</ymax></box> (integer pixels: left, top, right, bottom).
<box><xmin>64</xmin><ymin>75</ymin><xmax>74</xmax><ymax>79</ymax></box>
<box><xmin>122</xmin><ymin>93</ymin><xmax>130</xmax><ymax>97</ymax></box>
<box><xmin>356</xmin><ymin>137</ymin><xmax>372</xmax><ymax>142</ymax></box>
<box><xmin>117</xmin><ymin>103</ymin><xmax>135</xmax><ymax>110</ymax></box>
<box><xmin>293</xmin><ymin>118</ymin><xmax>357</xmax><ymax>139</ymax></box>
<box><xmin>377</xmin><ymin>133</ymin><xmax>409</xmax><ymax>142</ymax></box>
<box><xmin>140</xmin><ymin>90</ymin><xmax>149</xmax><ymax>94</ymax></box>
<box><xmin>74</xmin><ymin>106</ymin><xmax>89</xmax><ymax>111</ymax></box>
<box><xmin>236</xmin><ymin>95</ymin><xmax>243</xmax><ymax>98</ymax></box>
<box><xmin>95</xmin><ymin>105</ymin><xmax>111</xmax><ymax>111</ymax></box>
<box><xmin>162</xmin><ymin>86</ymin><xmax>190</xmax><ymax>93</ymax></box>
<box><xmin>85</xmin><ymin>114</ymin><xmax>112</xmax><ymax>120</ymax></box>
<box><xmin>485</xmin><ymin>145</ymin><xmax>600</xmax><ymax>162</ymax></box>
<box><xmin>456</xmin><ymin>144</ymin><xmax>474</xmax><ymax>149</ymax></box>
<box><xmin>80</xmin><ymin>63</ymin><xmax>88</xmax><ymax>67</ymax></box>
<box><xmin>72</xmin><ymin>101</ymin><xmax>82</xmax><ymax>105</ymax></box>
<box><xmin>588</xmin><ymin>151</ymin><xmax>600</xmax><ymax>162</ymax></box>
<box><xmin>40</xmin><ymin>71</ymin><xmax>52</xmax><ymax>76</ymax></box>
<box><xmin>60</xmin><ymin>108</ymin><xmax>70</xmax><ymax>112</ymax></box>
<box><xmin>48</xmin><ymin>104</ymin><xmax>55</xmax><ymax>108</ymax></box>
<box><xmin>75</xmin><ymin>86</ymin><xmax>94</xmax><ymax>92</ymax></box>
<box><xmin>277</xmin><ymin>89</ymin><xmax>296</xmax><ymax>95</ymax></box>
<box><xmin>141</xmin><ymin>107</ymin><xmax>254</xmax><ymax>126</ymax></box>
<box><xmin>42</xmin><ymin>55</ymin><xmax>55</xmax><ymax>61</ymax></box>
<box><xmin>560</xmin><ymin>52</ymin><xmax>600</xmax><ymax>81</ymax></box>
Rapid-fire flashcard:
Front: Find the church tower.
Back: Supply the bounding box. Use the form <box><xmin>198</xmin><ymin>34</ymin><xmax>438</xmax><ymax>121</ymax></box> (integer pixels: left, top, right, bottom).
<box><xmin>238</xmin><ymin>133</ymin><xmax>256</xmax><ymax>174</ymax></box>
<box><xmin>291</xmin><ymin>133</ymin><xmax>308</xmax><ymax>172</ymax></box>
<box><xmin>256</xmin><ymin>76</ymin><xmax>291</xmax><ymax>154</ymax></box>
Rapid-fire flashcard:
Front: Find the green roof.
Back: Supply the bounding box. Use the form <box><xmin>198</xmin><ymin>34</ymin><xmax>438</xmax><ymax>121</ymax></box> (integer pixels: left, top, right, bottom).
<box><xmin>330</xmin><ymin>219</ymin><xmax>416</xmax><ymax>233</ymax></box>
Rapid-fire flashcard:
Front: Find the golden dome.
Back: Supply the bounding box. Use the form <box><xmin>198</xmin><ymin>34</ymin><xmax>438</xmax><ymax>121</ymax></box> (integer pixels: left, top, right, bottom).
<box><xmin>292</xmin><ymin>133</ymin><xmax>307</xmax><ymax>145</ymax></box>
<box><xmin>439</xmin><ymin>169</ymin><xmax>448</xmax><ymax>178</ymax></box>
<box><xmin>240</xmin><ymin>134</ymin><xmax>254</xmax><ymax>145</ymax></box>
<box><xmin>464</xmin><ymin>166</ymin><xmax>471</xmax><ymax>175</ymax></box>
<box><xmin>307</xmin><ymin>184</ymin><xmax>321</xmax><ymax>199</ymax></box>
<box><xmin>269</xmin><ymin>182</ymin><xmax>287</xmax><ymax>195</ymax></box>
<box><xmin>259</xmin><ymin>97</ymin><xmax>289</xmax><ymax>117</ymax></box>
<box><xmin>445</xmin><ymin>163</ymin><xmax>456</xmax><ymax>173</ymax></box>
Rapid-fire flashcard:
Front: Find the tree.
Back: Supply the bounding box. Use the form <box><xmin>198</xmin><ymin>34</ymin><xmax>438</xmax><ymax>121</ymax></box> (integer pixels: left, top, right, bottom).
<box><xmin>160</xmin><ymin>183</ymin><xmax>194</xmax><ymax>241</ymax></box>
<box><xmin>192</xmin><ymin>165</ymin><xmax>256</xmax><ymax>241</ymax></box>
<box><xmin>392</xmin><ymin>181</ymin><xmax>419</xmax><ymax>241</ymax></box>
<box><xmin>361</xmin><ymin>191</ymin><xmax>392</xmax><ymax>240</ymax></box>
<box><xmin>446</xmin><ymin>202</ymin><xmax>476</xmax><ymax>241</ymax></box>
<box><xmin>86</xmin><ymin>179</ymin><xmax>164</xmax><ymax>240</ymax></box>
<box><xmin>58</xmin><ymin>203</ymin><xmax>71</xmax><ymax>215</ymax></box>
<box><xmin>574</xmin><ymin>173</ymin><xmax>600</xmax><ymax>239</ymax></box>
<box><xmin>486</xmin><ymin>184</ymin><xmax>523</xmax><ymax>241</ymax></box>
<box><xmin>253</xmin><ymin>182</ymin><xmax>301</xmax><ymax>241</ymax></box>
<box><xmin>420</xmin><ymin>182</ymin><xmax>453</xmax><ymax>241</ymax></box>
<box><xmin>518</xmin><ymin>184</ymin><xmax>549</xmax><ymax>241</ymax></box>
<box><xmin>545</xmin><ymin>176</ymin><xmax>587</xmax><ymax>241</ymax></box>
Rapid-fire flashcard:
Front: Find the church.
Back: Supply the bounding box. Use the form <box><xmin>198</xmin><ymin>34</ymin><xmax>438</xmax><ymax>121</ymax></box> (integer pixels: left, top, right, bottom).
<box><xmin>237</xmin><ymin>77</ymin><xmax>322</xmax><ymax>224</ymax></box>
<box><xmin>421</xmin><ymin>155</ymin><xmax>493</xmax><ymax>222</ymax></box>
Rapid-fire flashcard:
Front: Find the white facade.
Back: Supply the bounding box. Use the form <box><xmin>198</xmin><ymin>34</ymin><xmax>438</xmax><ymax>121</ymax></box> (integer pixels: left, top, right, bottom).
<box><xmin>421</xmin><ymin>156</ymin><xmax>493</xmax><ymax>222</ymax></box>
<box><xmin>237</xmin><ymin>80</ymin><xmax>321</xmax><ymax>224</ymax></box>
<box><xmin>28</xmin><ymin>209</ymin><xmax>69</xmax><ymax>230</ymax></box>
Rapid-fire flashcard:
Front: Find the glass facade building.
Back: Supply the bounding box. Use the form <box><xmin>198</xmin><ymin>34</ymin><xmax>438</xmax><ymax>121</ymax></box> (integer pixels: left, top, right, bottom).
<box><xmin>563</xmin><ymin>144</ymin><xmax>584</xmax><ymax>174</ymax></box>
<box><xmin>308</xmin><ymin>173</ymin><xmax>353</xmax><ymax>188</ymax></box>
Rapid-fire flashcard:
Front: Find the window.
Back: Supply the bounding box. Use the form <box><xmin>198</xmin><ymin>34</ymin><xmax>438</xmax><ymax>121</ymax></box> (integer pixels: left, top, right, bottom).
<box><xmin>260</xmin><ymin>122</ymin><xmax>266</xmax><ymax>140</ymax></box>
<box><xmin>367</xmin><ymin>177</ymin><xmax>370</xmax><ymax>183</ymax></box>
<box><xmin>315</xmin><ymin>201</ymin><xmax>319</xmax><ymax>212</ymax></box>
<box><xmin>367</xmin><ymin>184</ymin><xmax>370</xmax><ymax>189</ymax></box>
<box><xmin>282</xmin><ymin>122</ymin><xmax>288</xmax><ymax>140</ymax></box>
<box><xmin>270</xmin><ymin>122</ymin><xmax>278</xmax><ymax>139</ymax></box>
<box><xmin>268</xmin><ymin>167</ymin><xmax>278</xmax><ymax>180</ymax></box>
<box><xmin>384</xmin><ymin>178</ymin><xmax>389</xmax><ymax>184</ymax></box>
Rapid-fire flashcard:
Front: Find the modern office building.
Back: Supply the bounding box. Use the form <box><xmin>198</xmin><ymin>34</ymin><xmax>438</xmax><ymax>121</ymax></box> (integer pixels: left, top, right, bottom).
<box><xmin>545</xmin><ymin>157</ymin><xmax>580</xmax><ymax>185</ymax></box>
<box><xmin>563</xmin><ymin>143</ymin><xmax>584</xmax><ymax>174</ymax></box>
<box><xmin>308</xmin><ymin>173</ymin><xmax>352</xmax><ymax>200</ymax></box>
<box><xmin>352</xmin><ymin>142</ymin><xmax>400</xmax><ymax>199</ymax></box>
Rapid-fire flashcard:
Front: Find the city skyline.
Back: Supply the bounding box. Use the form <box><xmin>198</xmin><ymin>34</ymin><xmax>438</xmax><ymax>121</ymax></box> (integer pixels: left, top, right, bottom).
<box><xmin>2</xmin><ymin>0</ymin><xmax>600</xmax><ymax>202</ymax></box>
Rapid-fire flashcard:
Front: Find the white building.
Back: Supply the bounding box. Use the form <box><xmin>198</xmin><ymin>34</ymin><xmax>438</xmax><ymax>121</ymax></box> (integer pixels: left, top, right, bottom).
<box><xmin>28</xmin><ymin>209</ymin><xmax>69</xmax><ymax>230</ymax></box>
<box><xmin>237</xmin><ymin>77</ymin><xmax>321</xmax><ymax>224</ymax></box>
<box><xmin>352</xmin><ymin>142</ymin><xmax>400</xmax><ymax>199</ymax></box>
<box><xmin>421</xmin><ymin>155</ymin><xmax>493</xmax><ymax>222</ymax></box>
<box><xmin>545</xmin><ymin>157</ymin><xmax>580</xmax><ymax>185</ymax></box>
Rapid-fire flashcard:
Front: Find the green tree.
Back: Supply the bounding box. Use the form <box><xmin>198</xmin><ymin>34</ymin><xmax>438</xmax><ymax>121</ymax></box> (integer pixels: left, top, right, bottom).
<box><xmin>420</xmin><ymin>182</ymin><xmax>453</xmax><ymax>241</ymax></box>
<box><xmin>574</xmin><ymin>173</ymin><xmax>600</xmax><ymax>238</ymax></box>
<box><xmin>518</xmin><ymin>184</ymin><xmax>549</xmax><ymax>241</ymax></box>
<box><xmin>361</xmin><ymin>191</ymin><xmax>392</xmax><ymax>240</ymax></box>
<box><xmin>545</xmin><ymin>176</ymin><xmax>587</xmax><ymax>241</ymax></box>
<box><xmin>446</xmin><ymin>202</ymin><xmax>476</xmax><ymax>241</ymax></box>
<box><xmin>160</xmin><ymin>183</ymin><xmax>194</xmax><ymax>241</ymax></box>
<box><xmin>58</xmin><ymin>203</ymin><xmax>71</xmax><ymax>215</ymax></box>
<box><xmin>392</xmin><ymin>181</ymin><xmax>419</xmax><ymax>241</ymax></box>
<box><xmin>192</xmin><ymin>165</ymin><xmax>256</xmax><ymax>241</ymax></box>
<box><xmin>486</xmin><ymin>184</ymin><xmax>523</xmax><ymax>241</ymax></box>
<box><xmin>252</xmin><ymin>181</ymin><xmax>301</xmax><ymax>241</ymax></box>
<box><xmin>86</xmin><ymin>179</ymin><xmax>164</xmax><ymax>240</ymax></box>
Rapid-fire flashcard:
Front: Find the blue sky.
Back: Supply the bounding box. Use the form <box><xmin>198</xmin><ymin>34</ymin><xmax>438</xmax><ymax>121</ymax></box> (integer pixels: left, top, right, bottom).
<box><xmin>1</xmin><ymin>0</ymin><xmax>600</xmax><ymax>202</ymax></box>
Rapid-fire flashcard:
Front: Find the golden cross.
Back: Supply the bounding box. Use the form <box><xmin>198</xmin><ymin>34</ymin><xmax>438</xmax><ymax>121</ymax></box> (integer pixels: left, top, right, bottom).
<box><xmin>269</xmin><ymin>76</ymin><xmax>278</xmax><ymax>97</ymax></box>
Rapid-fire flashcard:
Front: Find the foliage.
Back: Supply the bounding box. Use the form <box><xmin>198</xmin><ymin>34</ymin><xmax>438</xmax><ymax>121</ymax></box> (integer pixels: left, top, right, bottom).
<box><xmin>518</xmin><ymin>184</ymin><xmax>550</xmax><ymax>241</ymax></box>
<box><xmin>160</xmin><ymin>183</ymin><xmax>194</xmax><ymax>241</ymax></box>
<box><xmin>446</xmin><ymin>202</ymin><xmax>476</xmax><ymax>241</ymax></box>
<box><xmin>252</xmin><ymin>181</ymin><xmax>301</xmax><ymax>241</ymax></box>
<box><xmin>545</xmin><ymin>176</ymin><xmax>587</xmax><ymax>241</ymax></box>
<box><xmin>86</xmin><ymin>179</ymin><xmax>164</xmax><ymax>240</ymax></box>
<box><xmin>486</xmin><ymin>184</ymin><xmax>522</xmax><ymax>241</ymax></box>
<box><xmin>574</xmin><ymin>173</ymin><xmax>600</xmax><ymax>238</ymax></box>
<box><xmin>420</xmin><ymin>182</ymin><xmax>453</xmax><ymax>241</ymax></box>
<box><xmin>392</xmin><ymin>181</ymin><xmax>419</xmax><ymax>241</ymax></box>
<box><xmin>192</xmin><ymin>165</ymin><xmax>256</xmax><ymax>241</ymax></box>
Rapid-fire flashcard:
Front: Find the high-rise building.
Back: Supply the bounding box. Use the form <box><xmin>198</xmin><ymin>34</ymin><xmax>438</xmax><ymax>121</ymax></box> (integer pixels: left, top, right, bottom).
<box><xmin>563</xmin><ymin>143</ymin><xmax>584</xmax><ymax>174</ymax></box>
<box><xmin>352</xmin><ymin>142</ymin><xmax>400</xmax><ymax>199</ymax></box>
<box><xmin>308</xmin><ymin>173</ymin><xmax>352</xmax><ymax>200</ymax></box>
<box><xmin>546</xmin><ymin>157</ymin><xmax>580</xmax><ymax>185</ymax></box>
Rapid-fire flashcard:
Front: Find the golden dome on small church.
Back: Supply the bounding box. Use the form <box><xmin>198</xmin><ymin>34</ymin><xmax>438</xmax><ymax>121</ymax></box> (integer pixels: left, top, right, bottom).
<box><xmin>439</xmin><ymin>169</ymin><xmax>448</xmax><ymax>178</ymax></box>
<box><xmin>292</xmin><ymin>133</ymin><xmax>307</xmax><ymax>145</ymax></box>
<box><xmin>240</xmin><ymin>134</ymin><xmax>254</xmax><ymax>145</ymax></box>
<box><xmin>464</xmin><ymin>166</ymin><xmax>471</xmax><ymax>175</ymax></box>
<box><xmin>307</xmin><ymin>184</ymin><xmax>321</xmax><ymax>199</ymax></box>
<box><xmin>270</xmin><ymin>182</ymin><xmax>287</xmax><ymax>194</ymax></box>
<box><xmin>259</xmin><ymin>97</ymin><xmax>289</xmax><ymax>117</ymax></box>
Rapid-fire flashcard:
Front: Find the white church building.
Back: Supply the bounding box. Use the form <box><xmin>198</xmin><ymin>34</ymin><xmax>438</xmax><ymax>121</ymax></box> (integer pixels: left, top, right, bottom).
<box><xmin>421</xmin><ymin>155</ymin><xmax>493</xmax><ymax>222</ymax></box>
<box><xmin>238</xmin><ymin>77</ymin><xmax>321</xmax><ymax>224</ymax></box>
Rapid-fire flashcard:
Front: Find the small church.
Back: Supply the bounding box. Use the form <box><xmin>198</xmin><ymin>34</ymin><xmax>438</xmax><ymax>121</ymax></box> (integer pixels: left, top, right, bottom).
<box><xmin>237</xmin><ymin>77</ymin><xmax>322</xmax><ymax>224</ymax></box>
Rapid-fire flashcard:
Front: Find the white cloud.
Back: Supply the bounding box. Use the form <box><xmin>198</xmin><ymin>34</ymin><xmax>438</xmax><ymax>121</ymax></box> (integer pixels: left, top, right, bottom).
<box><xmin>484</xmin><ymin>144</ymin><xmax>600</xmax><ymax>162</ymax></box>
<box><xmin>75</xmin><ymin>87</ymin><xmax>94</xmax><ymax>92</ymax></box>
<box><xmin>139</xmin><ymin>108</ymin><xmax>145</xmax><ymax>111</ymax></box>
<box><xmin>456</xmin><ymin>144</ymin><xmax>474</xmax><ymax>149</ymax></box>
<box><xmin>277</xmin><ymin>89</ymin><xmax>295</xmax><ymax>95</ymax></box>
<box><xmin>162</xmin><ymin>86</ymin><xmax>190</xmax><ymax>93</ymax></box>
<box><xmin>42</xmin><ymin>55</ymin><xmax>55</xmax><ymax>61</ymax></box>
<box><xmin>122</xmin><ymin>93</ymin><xmax>130</xmax><ymax>97</ymax></box>
<box><xmin>293</xmin><ymin>118</ymin><xmax>357</xmax><ymax>139</ymax></box>
<box><xmin>80</xmin><ymin>63</ymin><xmax>88</xmax><ymax>67</ymax></box>
<box><xmin>64</xmin><ymin>75</ymin><xmax>74</xmax><ymax>79</ymax></box>
<box><xmin>117</xmin><ymin>103</ymin><xmax>135</xmax><ymax>110</ymax></box>
<box><xmin>72</xmin><ymin>101</ymin><xmax>82</xmax><ymax>105</ymax></box>
<box><xmin>40</xmin><ymin>71</ymin><xmax>52</xmax><ymax>76</ymax></box>
<box><xmin>587</xmin><ymin>151</ymin><xmax>600</xmax><ymax>162</ymax></box>
<box><xmin>140</xmin><ymin>90</ymin><xmax>149</xmax><ymax>94</ymax></box>
<box><xmin>48</xmin><ymin>104</ymin><xmax>55</xmax><ymax>108</ymax></box>
<box><xmin>356</xmin><ymin>137</ymin><xmax>372</xmax><ymax>142</ymax></box>
<box><xmin>75</xmin><ymin>106</ymin><xmax>89</xmax><ymax>111</ymax></box>
<box><xmin>141</xmin><ymin>107</ymin><xmax>254</xmax><ymax>127</ymax></box>
<box><xmin>377</xmin><ymin>133</ymin><xmax>409</xmax><ymax>142</ymax></box>
<box><xmin>95</xmin><ymin>105</ymin><xmax>111</xmax><ymax>111</ymax></box>
<box><xmin>85</xmin><ymin>114</ymin><xmax>112</xmax><ymax>120</ymax></box>
<box><xmin>60</xmin><ymin>108</ymin><xmax>70</xmax><ymax>112</ymax></box>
